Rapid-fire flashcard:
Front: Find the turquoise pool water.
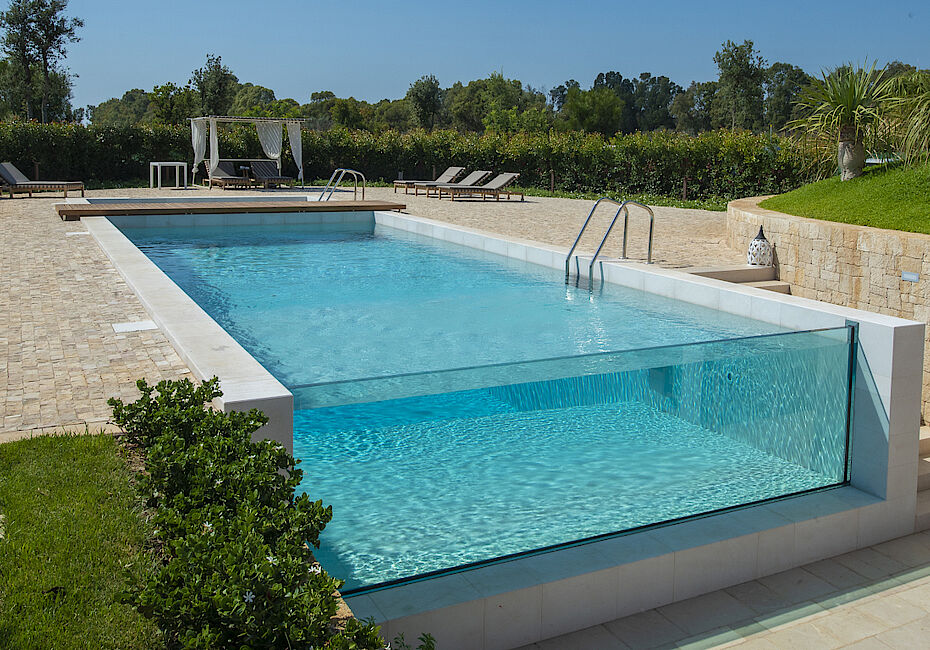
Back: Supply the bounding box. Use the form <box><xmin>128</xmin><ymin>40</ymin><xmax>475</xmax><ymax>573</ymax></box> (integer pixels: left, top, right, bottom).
<box><xmin>119</xmin><ymin>218</ymin><xmax>853</xmax><ymax>592</ymax></box>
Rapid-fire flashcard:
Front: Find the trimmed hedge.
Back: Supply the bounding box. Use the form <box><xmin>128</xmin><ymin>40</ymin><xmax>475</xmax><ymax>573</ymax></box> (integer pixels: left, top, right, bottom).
<box><xmin>0</xmin><ymin>122</ymin><xmax>815</xmax><ymax>199</ymax></box>
<box><xmin>108</xmin><ymin>378</ymin><xmax>385</xmax><ymax>649</ymax></box>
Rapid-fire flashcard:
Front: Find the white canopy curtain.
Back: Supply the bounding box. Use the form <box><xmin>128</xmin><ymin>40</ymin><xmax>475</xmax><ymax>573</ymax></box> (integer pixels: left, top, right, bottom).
<box><xmin>189</xmin><ymin>116</ymin><xmax>307</xmax><ymax>183</ymax></box>
<box><xmin>255</xmin><ymin>121</ymin><xmax>283</xmax><ymax>172</ymax></box>
<box><xmin>208</xmin><ymin>118</ymin><xmax>219</xmax><ymax>175</ymax></box>
<box><xmin>191</xmin><ymin>120</ymin><xmax>206</xmax><ymax>183</ymax></box>
<box><xmin>286</xmin><ymin>121</ymin><xmax>303</xmax><ymax>183</ymax></box>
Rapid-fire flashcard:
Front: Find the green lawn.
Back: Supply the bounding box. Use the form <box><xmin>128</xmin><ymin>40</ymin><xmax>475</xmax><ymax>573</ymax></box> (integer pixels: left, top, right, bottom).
<box><xmin>759</xmin><ymin>163</ymin><xmax>930</xmax><ymax>234</ymax></box>
<box><xmin>0</xmin><ymin>434</ymin><xmax>160</xmax><ymax>649</ymax></box>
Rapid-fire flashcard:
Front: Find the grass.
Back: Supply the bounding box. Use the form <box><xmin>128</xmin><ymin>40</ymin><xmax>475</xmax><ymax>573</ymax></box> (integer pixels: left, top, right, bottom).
<box><xmin>0</xmin><ymin>433</ymin><xmax>160</xmax><ymax>649</ymax></box>
<box><xmin>759</xmin><ymin>163</ymin><xmax>930</xmax><ymax>234</ymax></box>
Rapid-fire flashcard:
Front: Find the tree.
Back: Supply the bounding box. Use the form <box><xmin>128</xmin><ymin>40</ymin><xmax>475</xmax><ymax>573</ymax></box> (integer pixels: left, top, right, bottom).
<box><xmin>633</xmin><ymin>72</ymin><xmax>681</xmax><ymax>131</ymax></box>
<box><xmin>593</xmin><ymin>72</ymin><xmax>636</xmax><ymax>132</ymax></box>
<box><xmin>329</xmin><ymin>97</ymin><xmax>366</xmax><ymax>129</ymax></box>
<box><xmin>888</xmin><ymin>69</ymin><xmax>930</xmax><ymax>163</ymax></box>
<box><xmin>714</xmin><ymin>39</ymin><xmax>767</xmax><ymax>130</ymax></box>
<box><xmin>560</xmin><ymin>86</ymin><xmax>625</xmax><ymax>136</ymax></box>
<box><xmin>191</xmin><ymin>54</ymin><xmax>239</xmax><ymax>116</ymax></box>
<box><xmin>792</xmin><ymin>63</ymin><xmax>893</xmax><ymax>180</ymax></box>
<box><xmin>30</xmin><ymin>0</ymin><xmax>82</xmax><ymax>123</ymax></box>
<box><xmin>0</xmin><ymin>0</ymin><xmax>37</xmax><ymax>119</ymax></box>
<box><xmin>229</xmin><ymin>83</ymin><xmax>275</xmax><ymax>115</ymax></box>
<box><xmin>406</xmin><ymin>74</ymin><xmax>442</xmax><ymax>130</ymax></box>
<box><xmin>150</xmin><ymin>82</ymin><xmax>197</xmax><ymax>124</ymax></box>
<box><xmin>371</xmin><ymin>98</ymin><xmax>414</xmax><ymax>131</ymax></box>
<box><xmin>549</xmin><ymin>79</ymin><xmax>579</xmax><ymax>112</ymax></box>
<box><xmin>764</xmin><ymin>62</ymin><xmax>811</xmax><ymax>131</ymax></box>
<box><xmin>88</xmin><ymin>88</ymin><xmax>151</xmax><ymax>126</ymax></box>
<box><xmin>671</xmin><ymin>81</ymin><xmax>718</xmax><ymax>134</ymax></box>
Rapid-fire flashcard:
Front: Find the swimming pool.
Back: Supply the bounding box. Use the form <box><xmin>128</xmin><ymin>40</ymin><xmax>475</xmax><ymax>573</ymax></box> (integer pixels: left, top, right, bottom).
<box><xmin>117</xmin><ymin>216</ymin><xmax>855</xmax><ymax>593</ymax></box>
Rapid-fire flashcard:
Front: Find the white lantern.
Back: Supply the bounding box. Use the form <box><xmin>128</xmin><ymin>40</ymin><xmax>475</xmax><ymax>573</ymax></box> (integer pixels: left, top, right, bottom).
<box><xmin>747</xmin><ymin>226</ymin><xmax>773</xmax><ymax>266</ymax></box>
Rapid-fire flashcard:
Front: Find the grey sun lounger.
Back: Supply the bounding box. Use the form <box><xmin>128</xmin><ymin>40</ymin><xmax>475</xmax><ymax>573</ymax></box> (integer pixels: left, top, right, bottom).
<box><xmin>440</xmin><ymin>172</ymin><xmax>523</xmax><ymax>201</ymax></box>
<box><xmin>251</xmin><ymin>160</ymin><xmax>294</xmax><ymax>188</ymax></box>
<box><xmin>209</xmin><ymin>161</ymin><xmax>252</xmax><ymax>189</ymax></box>
<box><xmin>0</xmin><ymin>162</ymin><xmax>84</xmax><ymax>198</ymax></box>
<box><xmin>393</xmin><ymin>166</ymin><xmax>465</xmax><ymax>194</ymax></box>
<box><xmin>418</xmin><ymin>170</ymin><xmax>493</xmax><ymax>197</ymax></box>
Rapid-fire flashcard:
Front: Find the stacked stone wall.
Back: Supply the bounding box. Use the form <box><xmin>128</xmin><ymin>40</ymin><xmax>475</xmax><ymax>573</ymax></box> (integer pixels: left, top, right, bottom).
<box><xmin>727</xmin><ymin>197</ymin><xmax>930</xmax><ymax>421</ymax></box>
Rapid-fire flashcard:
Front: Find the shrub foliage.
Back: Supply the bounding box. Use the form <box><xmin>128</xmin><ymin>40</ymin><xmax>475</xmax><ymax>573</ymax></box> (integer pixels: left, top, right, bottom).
<box><xmin>0</xmin><ymin>122</ymin><xmax>815</xmax><ymax>199</ymax></box>
<box><xmin>108</xmin><ymin>377</ymin><xmax>384</xmax><ymax>649</ymax></box>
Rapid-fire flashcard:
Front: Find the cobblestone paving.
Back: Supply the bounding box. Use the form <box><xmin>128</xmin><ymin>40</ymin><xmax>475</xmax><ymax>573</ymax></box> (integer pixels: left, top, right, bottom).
<box><xmin>0</xmin><ymin>185</ymin><xmax>741</xmax><ymax>440</ymax></box>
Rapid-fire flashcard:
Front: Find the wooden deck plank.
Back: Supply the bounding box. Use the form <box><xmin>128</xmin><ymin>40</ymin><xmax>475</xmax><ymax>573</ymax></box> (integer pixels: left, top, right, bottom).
<box><xmin>55</xmin><ymin>199</ymin><xmax>406</xmax><ymax>221</ymax></box>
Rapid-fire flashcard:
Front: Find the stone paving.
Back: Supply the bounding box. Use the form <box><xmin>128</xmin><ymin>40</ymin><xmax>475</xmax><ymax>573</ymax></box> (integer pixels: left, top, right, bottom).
<box><xmin>517</xmin><ymin>532</ymin><xmax>930</xmax><ymax>649</ymax></box>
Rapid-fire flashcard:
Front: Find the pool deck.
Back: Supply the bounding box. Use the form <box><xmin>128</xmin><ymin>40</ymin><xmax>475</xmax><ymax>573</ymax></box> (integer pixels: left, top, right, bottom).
<box><xmin>2</xmin><ymin>185</ymin><xmax>925</xmax><ymax>649</ymax></box>
<box><xmin>55</xmin><ymin>198</ymin><xmax>406</xmax><ymax>220</ymax></box>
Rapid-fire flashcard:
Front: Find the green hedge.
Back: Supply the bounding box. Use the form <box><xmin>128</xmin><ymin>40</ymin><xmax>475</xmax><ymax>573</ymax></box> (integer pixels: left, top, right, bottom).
<box><xmin>108</xmin><ymin>378</ymin><xmax>386</xmax><ymax>649</ymax></box>
<box><xmin>0</xmin><ymin>122</ymin><xmax>815</xmax><ymax>199</ymax></box>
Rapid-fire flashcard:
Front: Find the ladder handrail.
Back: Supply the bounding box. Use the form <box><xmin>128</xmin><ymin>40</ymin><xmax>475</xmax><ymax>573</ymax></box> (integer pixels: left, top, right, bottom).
<box><xmin>564</xmin><ymin>197</ymin><xmax>626</xmax><ymax>281</ymax></box>
<box><xmin>318</xmin><ymin>168</ymin><xmax>366</xmax><ymax>201</ymax></box>
<box><xmin>588</xmin><ymin>200</ymin><xmax>655</xmax><ymax>279</ymax></box>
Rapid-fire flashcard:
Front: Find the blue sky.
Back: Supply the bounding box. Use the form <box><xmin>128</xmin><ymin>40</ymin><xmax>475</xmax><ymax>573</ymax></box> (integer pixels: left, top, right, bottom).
<box><xmin>67</xmin><ymin>0</ymin><xmax>928</xmax><ymax>109</ymax></box>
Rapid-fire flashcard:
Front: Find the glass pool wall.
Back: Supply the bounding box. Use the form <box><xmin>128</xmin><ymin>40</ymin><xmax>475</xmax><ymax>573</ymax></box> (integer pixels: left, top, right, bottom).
<box><xmin>293</xmin><ymin>325</ymin><xmax>855</xmax><ymax>593</ymax></box>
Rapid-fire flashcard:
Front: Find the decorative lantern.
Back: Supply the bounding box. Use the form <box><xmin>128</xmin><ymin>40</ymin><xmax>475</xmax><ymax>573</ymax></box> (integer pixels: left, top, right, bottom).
<box><xmin>747</xmin><ymin>226</ymin><xmax>773</xmax><ymax>266</ymax></box>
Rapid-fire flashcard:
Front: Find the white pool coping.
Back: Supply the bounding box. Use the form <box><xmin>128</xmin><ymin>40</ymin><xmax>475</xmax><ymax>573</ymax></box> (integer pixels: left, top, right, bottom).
<box><xmin>83</xmin><ymin>204</ymin><xmax>925</xmax><ymax>649</ymax></box>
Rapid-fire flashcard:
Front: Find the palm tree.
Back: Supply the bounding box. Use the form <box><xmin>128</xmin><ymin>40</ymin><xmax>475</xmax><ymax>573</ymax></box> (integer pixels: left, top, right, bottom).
<box><xmin>889</xmin><ymin>70</ymin><xmax>930</xmax><ymax>163</ymax></box>
<box><xmin>791</xmin><ymin>63</ymin><xmax>893</xmax><ymax>180</ymax></box>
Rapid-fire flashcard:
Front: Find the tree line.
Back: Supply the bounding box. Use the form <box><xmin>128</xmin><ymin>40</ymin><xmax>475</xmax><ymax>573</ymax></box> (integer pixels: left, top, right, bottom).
<box><xmin>0</xmin><ymin>3</ymin><xmax>923</xmax><ymax>145</ymax></box>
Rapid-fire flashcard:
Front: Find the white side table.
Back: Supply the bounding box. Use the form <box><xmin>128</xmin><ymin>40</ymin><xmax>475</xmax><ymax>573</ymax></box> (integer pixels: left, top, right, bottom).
<box><xmin>149</xmin><ymin>162</ymin><xmax>188</xmax><ymax>189</ymax></box>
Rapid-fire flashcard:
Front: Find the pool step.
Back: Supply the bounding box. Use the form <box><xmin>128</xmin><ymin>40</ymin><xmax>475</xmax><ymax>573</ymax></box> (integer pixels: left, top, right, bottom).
<box><xmin>918</xmin><ymin>456</ymin><xmax>930</xmax><ymax>492</ymax></box>
<box><xmin>688</xmin><ymin>264</ymin><xmax>776</xmax><ymax>283</ymax></box>
<box><xmin>745</xmin><ymin>280</ymin><xmax>791</xmax><ymax>294</ymax></box>
<box><xmin>920</xmin><ymin>426</ymin><xmax>930</xmax><ymax>456</ymax></box>
<box><xmin>916</xmin><ymin>491</ymin><xmax>930</xmax><ymax>531</ymax></box>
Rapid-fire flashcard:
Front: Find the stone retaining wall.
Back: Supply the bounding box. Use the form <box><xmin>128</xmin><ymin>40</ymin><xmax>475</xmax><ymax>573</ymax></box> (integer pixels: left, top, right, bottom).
<box><xmin>728</xmin><ymin>197</ymin><xmax>930</xmax><ymax>420</ymax></box>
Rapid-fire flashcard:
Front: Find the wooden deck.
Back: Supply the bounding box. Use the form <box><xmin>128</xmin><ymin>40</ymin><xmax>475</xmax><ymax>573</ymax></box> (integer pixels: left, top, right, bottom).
<box><xmin>55</xmin><ymin>199</ymin><xmax>406</xmax><ymax>221</ymax></box>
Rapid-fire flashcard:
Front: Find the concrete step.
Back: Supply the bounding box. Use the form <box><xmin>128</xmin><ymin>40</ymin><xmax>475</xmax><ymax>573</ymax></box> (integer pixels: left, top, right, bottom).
<box><xmin>920</xmin><ymin>426</ymin><xmax>930</xmax><ymax>456</ymax></box>
<box><xmin>918</xmin><ymin>456</ymin><xmax>930</xmax><ymax>492</ymax></box>
<box><xmin>917</xmin><ymin>490</ymin><xmax>930</xmax><ymax>532</ymax></box>
<box><xmin>745</xmin><ymin>280</ymin><xmax>791</xmax><ymax>294</ymax></box>
<box><xmin>687</xmin><ymin>264</ymin><xmax>776</xmax><ymax>283</ymax></box>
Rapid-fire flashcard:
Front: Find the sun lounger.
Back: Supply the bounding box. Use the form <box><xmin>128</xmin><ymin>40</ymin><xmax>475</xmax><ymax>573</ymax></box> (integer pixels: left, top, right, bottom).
<box><xmin>251</xmin><ymin>160</ymin><xmax>294</xmax><ymax>188</ymax></box>
<box><xmin>393</xmin><ymin>166</ymin><xmax>465</xmax><ymax>194</ymax></box>
<box><xmin>440</xmin><ymin>172</ymin><xmax>522</xmax><ymax>201</ymax></box>
<box><xmin>209</xmin><ymin>161</ymin><xmax>252</xmax><ymax>189</ymax></box>
<box><xmin>419</xmin><ymin>170</ymin><xmax>493</xmax><ymax>197</ymax></box>
<box><xmin>0</xmin><ymin>162</ymin><xmax>84</xmax><ymax>198</ymax></box>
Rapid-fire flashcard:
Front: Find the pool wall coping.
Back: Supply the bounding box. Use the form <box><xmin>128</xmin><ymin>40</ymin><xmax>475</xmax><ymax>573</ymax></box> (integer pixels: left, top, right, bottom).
<box><xmin>83</xmin><ymin>204</ymin><xmax>923</xmax><ymax>649</ymax></box>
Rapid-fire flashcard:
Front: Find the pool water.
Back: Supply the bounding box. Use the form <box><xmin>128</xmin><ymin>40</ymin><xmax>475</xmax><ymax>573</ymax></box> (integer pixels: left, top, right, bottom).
<box><xmin>120</xmin><ymin>219</ymin><xmax>851</xmax><ymax>592</ymax></box>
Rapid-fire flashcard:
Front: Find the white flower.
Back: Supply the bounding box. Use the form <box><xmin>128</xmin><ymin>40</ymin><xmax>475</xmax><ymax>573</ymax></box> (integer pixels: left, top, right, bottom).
<box><xmin>267</xmin><ymin>555</ymin><xmax>277</xmax><ymax>565</ymax></box>
<box><xmin>202</xmin><ymin>522</ymin><xmax>213</xmax><ymax>534</ymax></box>
<box><xmin>244</xmin><ymin>591</ymin><xmax>255</xmax><ymax>603</ymax></box>
<box><xmin>309</xmin><ymin>564</ymin><xmax>322</xmax><ymax>575</ymax></box>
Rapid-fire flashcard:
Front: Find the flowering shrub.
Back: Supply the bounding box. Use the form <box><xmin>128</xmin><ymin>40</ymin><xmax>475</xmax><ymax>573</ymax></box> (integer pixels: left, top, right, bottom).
<box><xmin>108</xmin><ymin>378</ymin><xmax>384</xmax><ymax>649</ymax></box>
<box><xmin>0</xmin><ymin>122</ymin><xmax>816</xmax><ymax>199</ymax></box>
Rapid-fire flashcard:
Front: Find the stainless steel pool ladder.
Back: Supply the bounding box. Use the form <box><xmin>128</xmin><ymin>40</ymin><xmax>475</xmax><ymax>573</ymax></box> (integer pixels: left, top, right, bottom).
<box><xmin>564</xmin><ymin>198</ymin><xmax>655</xmax><ymax>283</ymax></box>
<box><xmin>318</xmin><ymin>168</ymin><xmax>366</xmax><ymax>201</ymax></box>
